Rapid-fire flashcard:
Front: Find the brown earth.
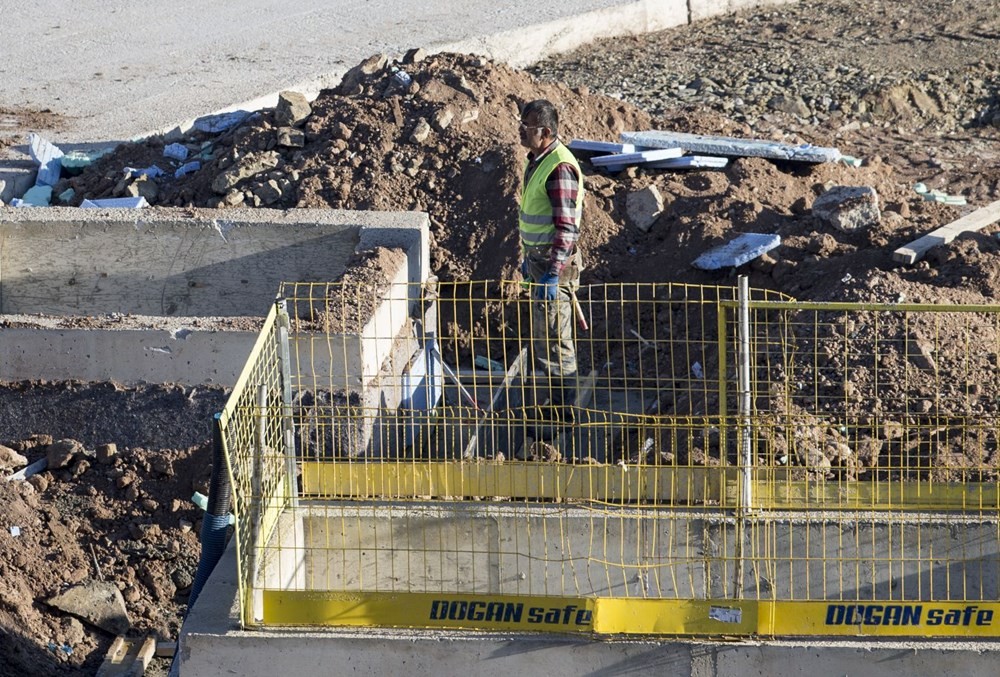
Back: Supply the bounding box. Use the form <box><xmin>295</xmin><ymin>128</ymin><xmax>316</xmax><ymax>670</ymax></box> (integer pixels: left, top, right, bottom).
<box><xmin>4</xmin><ymin>0</ymin><xmax>1000</xmax><ymax>673</ymax></box>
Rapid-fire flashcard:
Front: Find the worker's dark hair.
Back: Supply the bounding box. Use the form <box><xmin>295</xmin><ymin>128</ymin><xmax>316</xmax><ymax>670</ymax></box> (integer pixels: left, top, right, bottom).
<box><xmin>522</xmin><ymin>99</ymin><xmax>559</xmax><ymax>136</ymax></box>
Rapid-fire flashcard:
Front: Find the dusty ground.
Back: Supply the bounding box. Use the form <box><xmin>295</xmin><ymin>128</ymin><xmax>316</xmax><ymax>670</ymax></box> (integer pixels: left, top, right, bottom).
<box><xmin>2</xmin><ymin>0</ymin><xmax>1000</xmax><ymax>673</ymax></box>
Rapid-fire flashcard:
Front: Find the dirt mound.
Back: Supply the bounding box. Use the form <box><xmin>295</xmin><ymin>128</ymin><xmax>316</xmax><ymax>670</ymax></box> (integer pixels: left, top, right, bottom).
<box><xmin>62</xmin><ymin>51</ymin><xmax>1000</xmax><ymax>309</ymax></box>
<box><xmin>0</xmin><ymin>382</ymin><xmax>226</xmax><ymax>676</ymax></box>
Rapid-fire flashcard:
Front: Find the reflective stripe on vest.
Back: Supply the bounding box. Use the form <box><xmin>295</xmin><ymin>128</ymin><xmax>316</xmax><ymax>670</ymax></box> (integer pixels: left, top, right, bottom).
<box><xmin>519</xmin><ymin>142</ymin><xmax>584</xmax><ymax>249</ymax></box>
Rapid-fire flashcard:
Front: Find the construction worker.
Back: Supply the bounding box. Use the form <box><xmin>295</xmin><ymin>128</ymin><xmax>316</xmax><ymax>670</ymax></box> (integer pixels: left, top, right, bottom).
<box><xmin>517</xmin><ymin>99</ymin><xmax>584</xmax><ymax>407</ymax></box>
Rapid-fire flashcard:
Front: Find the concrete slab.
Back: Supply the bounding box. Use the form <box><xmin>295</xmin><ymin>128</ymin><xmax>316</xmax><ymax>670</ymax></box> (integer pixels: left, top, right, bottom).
<box><xmin>621</xmin><ymin>130</ymin><xmax>842</xmax><ymax>163</ymax></box>
<box><xmin>692</xmin><ymin>232</ymin><xmax>780</xmax><ymax>269</ymax></box>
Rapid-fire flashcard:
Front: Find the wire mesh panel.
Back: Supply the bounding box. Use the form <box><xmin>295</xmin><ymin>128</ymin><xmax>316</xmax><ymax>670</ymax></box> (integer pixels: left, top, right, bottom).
<box><xmin>218</xmin><ymin>281</ymin><xmax>1000</xmax><ymax>636</ymax></box>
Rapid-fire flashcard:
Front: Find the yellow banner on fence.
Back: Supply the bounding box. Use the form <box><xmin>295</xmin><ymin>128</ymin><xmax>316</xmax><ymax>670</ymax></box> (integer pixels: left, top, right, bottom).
<box><xmin>263</xmin><ymin>592</ymin><xmax>1000</xmax><ymax>639</ymax></box>
<box><xmin>767</xmin><ymin>601</ymin><xmax>1000</xmax><ymax>638</ymax></box>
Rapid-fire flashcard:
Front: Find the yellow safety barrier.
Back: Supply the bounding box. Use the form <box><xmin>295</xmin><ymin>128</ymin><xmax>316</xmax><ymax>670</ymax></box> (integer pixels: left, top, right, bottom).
<box><xmin>218</xmin><ymin>280</ymin><xmax>1000</xmax><ymax>637</ymax></box>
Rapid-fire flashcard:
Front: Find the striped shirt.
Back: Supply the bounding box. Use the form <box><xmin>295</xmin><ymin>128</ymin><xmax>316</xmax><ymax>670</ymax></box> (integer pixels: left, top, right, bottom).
<box><xmin>524</xmin><ymin>140</ymin><xmax>581</xmax><ymax>276</ymax></box>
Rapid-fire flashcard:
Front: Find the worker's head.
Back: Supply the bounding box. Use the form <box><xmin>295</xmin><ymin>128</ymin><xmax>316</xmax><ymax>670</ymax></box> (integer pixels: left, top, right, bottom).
<box><xmin>519</xmin><ymin>99</ymin><xmax>558</xmax><ymax>152</ymax></box>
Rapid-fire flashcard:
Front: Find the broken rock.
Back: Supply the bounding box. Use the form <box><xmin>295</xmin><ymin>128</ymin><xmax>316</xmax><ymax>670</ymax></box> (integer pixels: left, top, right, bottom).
<box><xmin>812</xmin><ymin>185</ymin><xmax>881</xmax><ymax>232</ymax></box>
<box><xmin>626</xmin><ymin>185</ymin><xmax>665</xmax><ymax>232</ymax></box>
<box><xmin>46</xmin><ymin>439</ymin><xmax>83</xmax><ymax>470</ymax></box>
<box><xmin>277</xmin><ymin>127</ymin><xmax>305</xmax><ymax>148</ymax></box>
<box><xmin>274</xmin><ymin>90</ymin><xmax>311</xmax><ymax>127</ymax></box>
<box><xmin>0</xmin><ymin>444</ymin><xmax>28</xmax><ymax>471</ymax></box>
<box><xmin>46</xmin><ymin>580</ymin><xmax>131</xmax><ymax>635</ymax></box>
<box><xmin>410</xmin><ymin>117</ymin><xmax>432</xmax><ymax>144</ymax></box>
<box><xmin>211</xmin><ymin>151</ymin><xmax>280</xmax><ymax>194</ymax></box>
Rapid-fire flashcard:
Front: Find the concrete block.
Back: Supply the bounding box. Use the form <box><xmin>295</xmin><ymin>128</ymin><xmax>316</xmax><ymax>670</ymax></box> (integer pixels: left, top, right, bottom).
<box><xmin>625</xmin><ymin>184</ymin><xmax>665</xmax><ymax>232</ymax></box>
<box><xmin>621</xmin><ymin>130</ymin><xmax>841</xmax><ymax>163</ymax></box>
<box><xmin>812</xmin><ymin>185</ymin><xmax>880</xmax><ymax>232</ymax></box>
<box><xmin>692</xmin><ymin>233</ymin><xmax>781</xmax><ymax>270</ymax></box>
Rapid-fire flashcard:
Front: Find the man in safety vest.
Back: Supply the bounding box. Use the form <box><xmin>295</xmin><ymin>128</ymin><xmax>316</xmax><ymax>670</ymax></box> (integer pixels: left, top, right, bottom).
<box><xmin>517</xmin><ymin>99</ymin><xmax>584</xmax><ymax>406</ymax></box>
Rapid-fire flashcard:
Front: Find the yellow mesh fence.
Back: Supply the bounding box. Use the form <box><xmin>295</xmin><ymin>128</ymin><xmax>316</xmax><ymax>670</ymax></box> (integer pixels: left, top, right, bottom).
<box><xmin>219</xmin><ymin>280</ymin><xmax>1000</xmax><ymax>637</ymax></box>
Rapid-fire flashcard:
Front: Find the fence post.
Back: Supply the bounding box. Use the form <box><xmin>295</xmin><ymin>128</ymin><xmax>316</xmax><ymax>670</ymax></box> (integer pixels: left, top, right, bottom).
<box><xmin>738</xmin><ymin>276</ymin><xmax>753</xmax><ymax>511</ymax></box>
<box><xmin>732</xmin><ymin>275</ymin><xmax>754</xmax><ymax>599</ymax></box>
<box><xmin>275</xmin><ymin>298</ymin><xmax>300</xmax><ymax>509</ymax></box>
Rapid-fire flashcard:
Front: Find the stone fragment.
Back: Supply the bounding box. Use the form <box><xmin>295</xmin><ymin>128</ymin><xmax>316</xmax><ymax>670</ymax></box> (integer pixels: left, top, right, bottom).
<box><xmin>907</xmin><ymin>334</ymin><xmax>937</xmax><ymax>372</ymax></box>
<box><xmin>96</xmin><ymin>442</ymin><xmax>118</xmax><ymax>463</ymax></box>
<box><xmin>46</xmin><ymin>580</ymin><xmax>131</xmax><ymax>635</ymax></box>
<box><xmin>47</xmin><ymin>439</ymin><xmax>83</xmax><ymax>470</ymax></box>
<box><xmin>255</xmin><ymin>179</ymin><xmax>283</xmax><ymax>206</ymax></box>
<box><xmin>126</xmin><ymin>176</ymin><xmax>158</xmax><ymax>203</ymax></box>
<box><xmin>275</xmin><ymin>91</ymin><xmax>311</xmax><ymax>126</ymax></box>
<box><xmin>626</xmin><ymin>185</ymin><xmax>664</xmax><ymax>232</ymax></box>
<box><xmin>28</xmin><ymin>473</ymin><xmax>49</xmax><ymax>492</ymax></box>
<box><xmin>431</xmin><ymin>107</ymin><xmax>454</xmax><ymax>132</ymax></box>
<box><xmin>460</xmin><ymin>108</ymin><xmax>479</xmax><ymax>125</ymax></box>
<box><xmin>224</xmin><ymin>189</ymin><xmax>244</xmax><ymax>207</ymax></box>
<box><xmin>812</xmin><ymin>186</ymin><xmax>881</xmax><ymax>232</ymax></box>
<box><xmin>0</xmin><ymin>444</ymin><xmax>28</xmax><ymax>471</ymax></box>
<box><xmin>277</xmin><ymin>127</ymin><xmax>305</xmax><ymax>148</ymax></box>
<box><xmin>339</xmin><ymin>54</ymin><xmax>388</xmax><ymax>94</ymax></box>
<box><xmin>211</xmin><ymin>151</ymin><xmax>280</xmax><ymax>194</ymax></box>
<box><xmin>409</xmin><ymin>118</ymin><xmax>432</xmax><ymax>144</ymax></box>
<box><xmin>403</xmin><ymin>47</ymin><xmax>426</xmax><ymax>64</ymax></box>
<box><xmin>768</xmin><ymin>94</ymin><xmax>811</xmax><ymax>118</ymax></box>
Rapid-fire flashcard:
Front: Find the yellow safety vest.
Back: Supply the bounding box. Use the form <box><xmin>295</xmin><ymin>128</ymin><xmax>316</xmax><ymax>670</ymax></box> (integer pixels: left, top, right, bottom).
<box><xmin>519</xmin><ymin>142</ymin><xmax>584</xmax><ymax>251</ymax></box>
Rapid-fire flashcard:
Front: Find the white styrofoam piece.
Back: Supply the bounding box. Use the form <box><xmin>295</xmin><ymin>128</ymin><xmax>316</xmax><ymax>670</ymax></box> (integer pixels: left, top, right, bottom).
<box><xmin>590</xmin><ymin>146</ymin><xmax>683</xmax><ymax>167</ymax></box>
<box><xmin>692</xmin><ymin>233</ymin><xmax>780</xmax><ymax>270</ymax></box>
<box><xmin>28</xmin><ymin>132</ymin><xmax>64</xmax><ymax>186</ymax></box>
<box><xmin>645</xmin><ymin>155</ymin><xmax>729</xmax><ymax>169</ymax></box>
<box><xmin>567</xmin><ymin>139</ymin><xmax>637</xmax><ymax>154</ymax></box>
<box><xmin>621</xmin><ymin>130</ymin><xmax>841</xmax><ymax>163</ymax></box>
<box><xmin>80</xmin><ymin>197</ymin><xmax>150</xmax><ymax>209</ymax></box>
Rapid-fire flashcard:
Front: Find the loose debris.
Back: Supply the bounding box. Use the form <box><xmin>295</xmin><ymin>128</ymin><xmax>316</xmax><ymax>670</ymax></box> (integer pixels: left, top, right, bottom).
<box><xmin>893</xmin><ymin>198</ymin><xmax>1000</xmax><ymax>265</ymax></box>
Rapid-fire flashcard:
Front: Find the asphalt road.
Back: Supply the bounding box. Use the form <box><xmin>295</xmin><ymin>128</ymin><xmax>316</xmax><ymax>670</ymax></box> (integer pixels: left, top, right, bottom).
<box><xmin>0</xmin><ymin>0</ymin><xmax>676</xmax><ymax>145</ymax></box>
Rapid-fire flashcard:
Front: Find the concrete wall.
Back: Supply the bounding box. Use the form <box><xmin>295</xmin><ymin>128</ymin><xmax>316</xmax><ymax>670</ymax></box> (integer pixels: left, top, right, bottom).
<box><xmin>258</xmin><ymin>505</ymin><xmax>1000</xmax><ymax>603</ymax></box>
<box><xmin>0</xmin><ymin>207</ymin><xmax>430</xmax><ymax>385</ymax></box>
<box><xmin>178</xmin><ymin>538</ymin><xmax>1000</xmax><ymax>677</ymax></box>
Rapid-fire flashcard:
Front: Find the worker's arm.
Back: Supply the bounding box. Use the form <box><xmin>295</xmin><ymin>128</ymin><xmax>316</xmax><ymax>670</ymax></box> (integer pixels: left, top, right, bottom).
<box><xmin>545</xmin><ymin>162</ymin><xmax>581</xmax><ymax>277</ymax></box>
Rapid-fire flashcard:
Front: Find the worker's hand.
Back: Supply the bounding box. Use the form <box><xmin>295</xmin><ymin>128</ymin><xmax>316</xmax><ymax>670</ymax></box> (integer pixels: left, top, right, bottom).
<box><xmin>520</xmin><ymin>259</ymin><xmax>530</xmax><ymax>281</ymax></box>
<box><xmin>533</xmin><ymin>272</ymin><xmax>559</xmax><ymax>301</ymax></box>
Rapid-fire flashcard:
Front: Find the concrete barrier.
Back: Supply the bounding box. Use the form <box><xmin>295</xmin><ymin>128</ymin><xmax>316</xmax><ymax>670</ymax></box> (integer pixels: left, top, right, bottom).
<box><xmin>0</xmin><ymin>207</ymin><xmax>429</xmax><ymax>385</ymax></box>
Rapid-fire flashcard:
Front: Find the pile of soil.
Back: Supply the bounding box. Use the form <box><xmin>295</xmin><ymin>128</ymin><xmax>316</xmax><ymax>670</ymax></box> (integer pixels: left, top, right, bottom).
<box><xmin>0</xmin><ymin>382</ymin><xmax>226</xmax><ymax>676</ymax></box>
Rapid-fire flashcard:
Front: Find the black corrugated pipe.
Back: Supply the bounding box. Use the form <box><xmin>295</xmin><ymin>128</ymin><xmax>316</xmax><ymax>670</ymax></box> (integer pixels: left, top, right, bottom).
<box><xmin>187</xmin><ymin>412</ymin><xmax>233</xmax><ymax>609</ymax></box>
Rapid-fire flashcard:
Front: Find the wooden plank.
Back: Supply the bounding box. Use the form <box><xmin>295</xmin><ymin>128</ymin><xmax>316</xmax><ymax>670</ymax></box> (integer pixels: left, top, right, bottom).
<box><xmin>96</xmin><ymin>636</ymin><xmax>156</xmax><ymax>677</ymax></box>
<box><xmin>893</xmin><ymin>198</ymin><xmax>1000</xmax><ymax>264</ymax></box>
